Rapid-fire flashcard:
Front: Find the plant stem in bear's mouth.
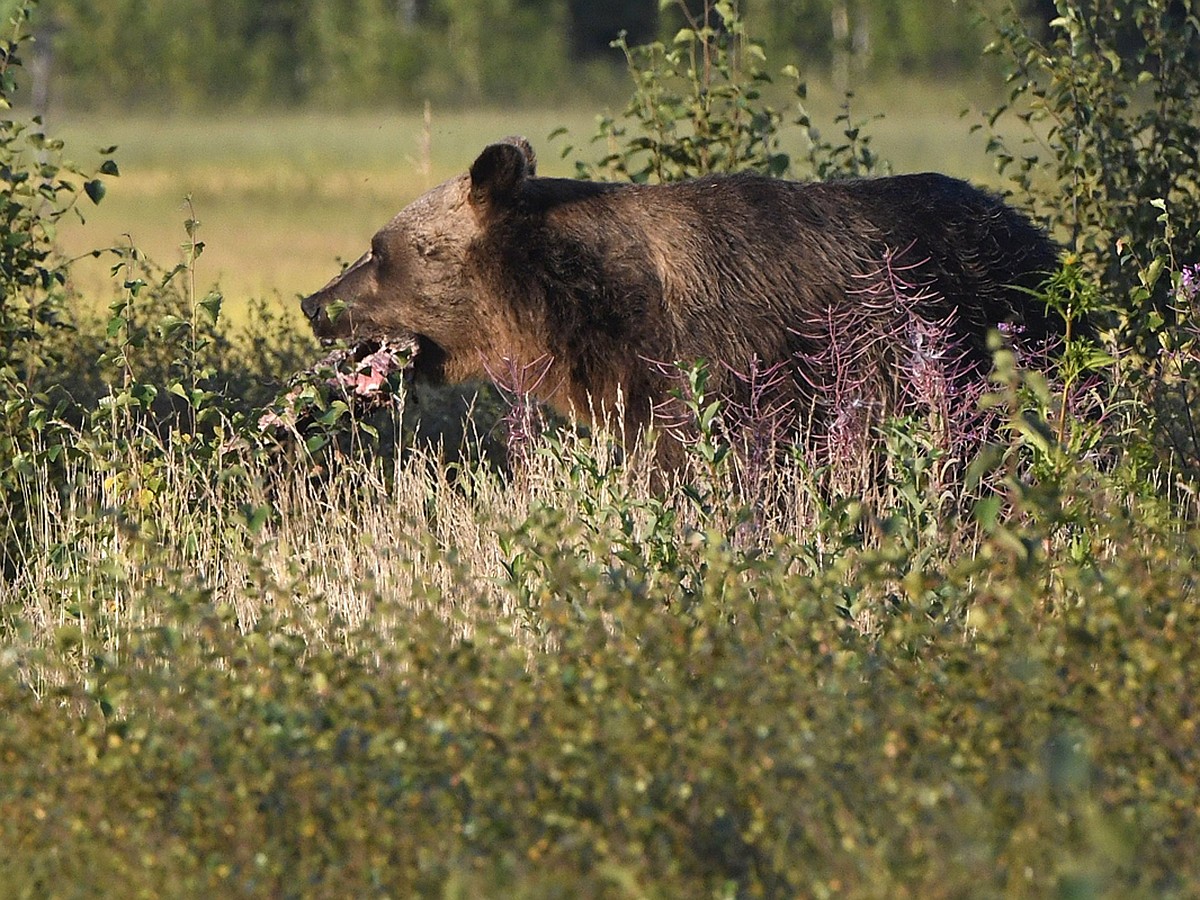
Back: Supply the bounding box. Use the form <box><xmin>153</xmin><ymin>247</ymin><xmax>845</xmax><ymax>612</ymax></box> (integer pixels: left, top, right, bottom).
<box><xmin>315</xmin><ymin>339</ymin><xmax>379</xmax><ymax>367</ymax></box>
<box><xmin>259</xmin><ymin>338</ymin><xmax>420</xmax><ymax>434</ymax></box>
<box><xmin>313</xmin><ymin>337</ymin><xmax>419</xmax><ymax>377</ymax></box>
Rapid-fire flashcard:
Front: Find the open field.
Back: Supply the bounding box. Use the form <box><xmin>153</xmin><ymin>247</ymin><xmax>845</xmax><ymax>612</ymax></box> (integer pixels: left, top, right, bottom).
<box><xmin>8</xmin><ymin>31</ymin><xmax>1200</xmax><ymax>891</ymax></box>
<box><xmin>51</xmin><ymin>79</ymin><xmax>1004</xmax><ymax>323</ymax></box>
<box><xmin>53</xmin><ymin>108</ymin><xmax>600</xmax><ymax>320</ymax></box>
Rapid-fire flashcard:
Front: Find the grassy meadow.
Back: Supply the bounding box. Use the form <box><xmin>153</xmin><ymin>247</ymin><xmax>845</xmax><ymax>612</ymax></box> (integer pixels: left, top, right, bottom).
<box><xmin>5</xmin><ymin>22</ymin><xmax>1200</xmax><ymax>893</ymax></box>
<box><xmin>52</xmin><ymin>79</ymin><xmax>999</xmax><ymax>316</ymax></box>
<box><xmin>54</xmin><ymin>107</ymin><xmax>599</xmax><ymax>308</ymax></box>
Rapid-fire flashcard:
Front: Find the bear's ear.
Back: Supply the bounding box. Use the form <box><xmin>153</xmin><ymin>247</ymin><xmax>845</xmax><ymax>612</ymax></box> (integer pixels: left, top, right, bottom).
<box><xmin>469</xmin><ymin>136</ymin><xmax>536</xmax><ymax>212</ymax></box>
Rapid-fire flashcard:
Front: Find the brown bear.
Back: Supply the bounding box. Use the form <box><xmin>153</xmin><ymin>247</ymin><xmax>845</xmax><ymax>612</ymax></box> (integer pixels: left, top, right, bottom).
<box><xmin>299</xmin><ymin>136</ymin><xmax>1061</xmax><ymax>454</ymax></box>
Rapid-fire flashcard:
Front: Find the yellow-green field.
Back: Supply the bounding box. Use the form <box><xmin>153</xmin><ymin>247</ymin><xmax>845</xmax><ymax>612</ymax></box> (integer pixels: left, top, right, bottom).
<box><xmin>51</xmin><ymin>80</ymin><xmax>1004</xmax><ymax>324</ymax></box>
<box><xmin>53</xmin><ymin>108</ymin><xmax>598</xmax><ymax>320</ymax></box>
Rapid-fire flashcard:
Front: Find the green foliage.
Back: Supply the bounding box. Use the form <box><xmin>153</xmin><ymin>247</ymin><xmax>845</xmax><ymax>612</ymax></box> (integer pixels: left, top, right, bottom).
<box><xmin>0</xmin><ymin>28</ymin><xmax>312</xmax><ymax>568</ymax></box>
<box><xmin>982</xmin><ymin>0</ymin><xmax>1200</xmax><ymax>340</ymax></box>
<box><xmin>0</xmin><ymin>9</ymin><xmax>106</xmax><ymax>383</ymax></box>
<box><xmin>749</xmin><ymin>0</ymin><xmax>1009</xmax><ymax>76</ymax></box>
<box><xmin>0</xmin><ymin>3</ymin><xmax>118</xmax><ymax>571</ymax></box>
<box><xmin>45</xmin><ymin>0</ymin><xmax>434</xmax><ymax>108</ymax></box>
<box><xmin>565</xmin><ymin>0</ymin><xmax>791</xmax><ymax>182</ymax></box>
<box><xmin>29</xmin><ymin>0</ymin><xmax>1015</xmax><ymax>112</ymax></box>
<box><xmin>3</xmin><ymin>410</ymin><xmax>1200</xmax><ymax>897</ymax></box>
<box><xmin>563</xmin><ymin>0</ymin><xmax>887</xmax><ymax>183</ymax></box>
<box><xmin>982</xmin><ymin>0</ymin><xmax>1200</xmax><ymax>473</ymax></box>
<box><xmin>41</xmin><ymin>0</ymin><xmax>577</xmax><ymax>109</ymax></box>
<box><xmin>1</xmin><ymin>4</ymin><xmax>1200</xmax><ymax>897</ymax></box>
<box><xmin>420</xmin><ymin>0</ymin><xmax>571</xmax><ymax>105</ymax></box>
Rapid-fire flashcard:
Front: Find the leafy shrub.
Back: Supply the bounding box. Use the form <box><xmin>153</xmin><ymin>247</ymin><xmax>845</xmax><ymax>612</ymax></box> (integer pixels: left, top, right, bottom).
<box><xmin>0</xmin><ymin>17</ymin><xmax>111</xmax><ymax>389</ymax></box>
<box><xmin>1</xmin><ymin>6</ymin><xmax>119</xmax><ymax>573</ymax></box>
<box><xmin>983</xmin><ymin>0</ymin><xmax>1200</xmax><ymax>329</ymax></box>
<box><xmin>982</xmin><ymin>0</ymin><xmax>1200</xmax><ymax>472</ymax></box>
<box><xmin>561</xmin><ymin>0</ymin><xmax>886</xmax><ymax>185</ymax></box>
<box><xmin>3</xmin><ymin>413</ymin><xmax>1199</xmax><ymax>897</ymax></box>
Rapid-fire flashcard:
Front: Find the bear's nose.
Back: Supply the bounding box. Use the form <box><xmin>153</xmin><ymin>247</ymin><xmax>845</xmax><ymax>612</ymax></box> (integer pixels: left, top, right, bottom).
<box><xmin>300</xmin><ymin>293</ymin><xmax>321</xmax><ymax>322</ymax></box>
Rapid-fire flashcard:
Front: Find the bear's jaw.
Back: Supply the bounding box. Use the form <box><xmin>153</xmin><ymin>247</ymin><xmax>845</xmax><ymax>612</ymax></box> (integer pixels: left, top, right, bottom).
<box><xmin>411</xmin><ymin>335</ymin><xmax>448</xmax><ymax>383</ymax></box>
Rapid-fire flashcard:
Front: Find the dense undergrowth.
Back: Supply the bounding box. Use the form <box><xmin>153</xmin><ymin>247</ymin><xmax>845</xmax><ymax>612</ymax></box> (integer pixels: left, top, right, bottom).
<box><xmin>3</xmin><ymin>1</ymin><xmax>1200</xmax><ymax>897</ymax></box>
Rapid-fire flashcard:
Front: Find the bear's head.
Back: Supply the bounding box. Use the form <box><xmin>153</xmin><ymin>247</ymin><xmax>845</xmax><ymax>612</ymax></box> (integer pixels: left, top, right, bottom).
<box><xmin>299</xmin><ymin>136</ymin><xmax>538</xmax><ymax>384</ymax></box>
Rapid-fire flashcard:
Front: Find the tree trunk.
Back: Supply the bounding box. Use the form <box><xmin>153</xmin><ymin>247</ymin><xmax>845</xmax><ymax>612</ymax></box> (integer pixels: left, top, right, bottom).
<box><xmin>30</xmin><ymin>18</ymin><xmax>59</xmax><ymax>121</ymax></box>
<box><xmin>831</xmin><ymin>0</ymin><xmax>849</xmax><ymax>93</ymax></box>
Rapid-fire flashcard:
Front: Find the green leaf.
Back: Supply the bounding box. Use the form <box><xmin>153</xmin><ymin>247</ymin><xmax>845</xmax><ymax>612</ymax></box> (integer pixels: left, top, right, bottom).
<box><xmin>243</xmin><ymin>504</ymin><xmax>271</xmax><ymax>534</ymax></box>
<box><xmin>317</xmin><ymin>402</ymin><xmax>349</xmax><ymax>426</ymax></box>
<box><xmin>99</xmin><ymin>159</ymin><xmax>120</xmax><ymax>176</ymax></box>
<box><xmin>199</xmin><ymin>290</ymin><xmax>223</xmax><ymax>325</ymax></box>
<box><xmin>132</xmin><ymin>383</ymin><xmax>158</xmax><ymax>406</ymax></box>
<box><xmin>1142</xmin><ymin>257</ymin><xmax>1165</xmax><ymax>290</ymax></box>
<box><xmin>55</xmin><ymin>625</ymin><xmax>83</xmax><ymax>650</ymax></box>
<box><xmin>106</xmin><ymin>315</ymin><xmax>127</xmax><ymax>338</ymax></box>
<box><xmin>159</xmin><ymin>314</ymin><xmax>190</xmax><ymax>341</ymax></box>
<box><xmin>84</xmin><ymin>179</ymin><xmax>106</xmax><ymax>204</ymax></box>
<box><xmin>973</xmin><ymin>496</ymin><xmax>1002</xmax><ymax>532</ymax></box>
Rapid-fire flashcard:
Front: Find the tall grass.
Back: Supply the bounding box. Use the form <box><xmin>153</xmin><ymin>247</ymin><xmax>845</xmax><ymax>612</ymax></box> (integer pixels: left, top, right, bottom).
<box><xmin>5</xmin><ymin>358</ymin><xmax>1200</xmax><ymax>896</ymax></box>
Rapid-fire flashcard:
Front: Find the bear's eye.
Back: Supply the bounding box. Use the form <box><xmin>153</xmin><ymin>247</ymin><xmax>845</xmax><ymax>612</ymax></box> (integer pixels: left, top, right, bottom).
<box><xmin>414</xmin><ymin>235</ymin><xmax>452</xmax><ymax>260</ymax></box>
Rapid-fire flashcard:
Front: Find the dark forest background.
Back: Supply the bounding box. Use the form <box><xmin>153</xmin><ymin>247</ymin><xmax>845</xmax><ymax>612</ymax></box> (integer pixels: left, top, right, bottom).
<box><xmin>16</xmin><ymin>0</ymin><xmax>1059</xmax><ymax>110</ymax></box>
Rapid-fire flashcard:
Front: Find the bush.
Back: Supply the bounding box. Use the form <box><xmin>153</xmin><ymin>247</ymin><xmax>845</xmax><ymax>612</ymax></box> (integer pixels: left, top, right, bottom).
<box><xmin>982</xmin><ymin>0</ymin><xmax>1200</xmax><ymax>473</ymax></box>
<box><xmin>560</xmin><ymin>0</ymin><xmax>886</xmax><ymax>185</ymax></box>
<box><xmin>3</xmin><ymin>417</ymin><xmax>1200</xmax><ymax>897</ymax></box>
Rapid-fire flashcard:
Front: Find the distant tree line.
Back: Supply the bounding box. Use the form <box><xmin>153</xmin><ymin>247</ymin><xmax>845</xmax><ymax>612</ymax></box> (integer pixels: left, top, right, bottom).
<box><xmin>21</xmin><ymin>0</ymin><xmax>1057</xmax><ymax>110</ymax></box>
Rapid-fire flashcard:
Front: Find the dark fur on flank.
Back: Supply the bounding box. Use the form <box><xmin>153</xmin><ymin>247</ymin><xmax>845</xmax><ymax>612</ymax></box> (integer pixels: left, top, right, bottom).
<box><xmin>300</xmin><ymin>136</ymin><xmax>1061</xmax><ymax>453</ymax></box>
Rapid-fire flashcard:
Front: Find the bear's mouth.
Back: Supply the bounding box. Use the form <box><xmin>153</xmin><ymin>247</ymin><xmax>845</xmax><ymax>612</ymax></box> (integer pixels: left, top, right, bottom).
<box><xmin>261</xmin><ymin>335</ymin><xmax>421</xmax><ymax>435</ymax></box>
<box><xmin>304</xmin><ymin>335</ymin><xmax>420</xmax><ymax>396</ymax></box>
<box><xmin>411</xmin><ymin>335</ymin><xmax>447</xmax><ymax>383</ymax></box>
<box><xmin>331</xmin><ymin>333</ymin><xmax>448</xmax><ymax>388</ymax></box>
<box><xmin>310</xmin><ymin>328</ymin><xmax>449</xmax><ymax>394</ymax></box>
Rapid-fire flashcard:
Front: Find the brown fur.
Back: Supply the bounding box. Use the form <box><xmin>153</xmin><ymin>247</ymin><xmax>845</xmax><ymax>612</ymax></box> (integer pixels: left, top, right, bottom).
<box><xmin>301</xmin><ymin>136</ymin><xmax>1061</xmax><ymax>447</ymax></box>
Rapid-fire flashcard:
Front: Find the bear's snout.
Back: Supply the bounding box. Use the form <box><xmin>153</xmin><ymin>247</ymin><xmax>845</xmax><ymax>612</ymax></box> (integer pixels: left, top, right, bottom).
<box><xmin>300</xmin><ymin>290</ymin><xmax>345</xmax><ymax>345</ymax></box>
<box><xmin>300</xmin><ymin>292</ymin><xmax>323</xmax><ymax>323</ymax></box>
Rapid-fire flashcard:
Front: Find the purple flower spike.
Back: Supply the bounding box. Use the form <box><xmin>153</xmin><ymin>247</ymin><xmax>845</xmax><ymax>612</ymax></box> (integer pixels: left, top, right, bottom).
<box><xmin>1180</xmin><ymin>264</ymin><xmax>1199</xmax><ymax>302</ymax></box>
